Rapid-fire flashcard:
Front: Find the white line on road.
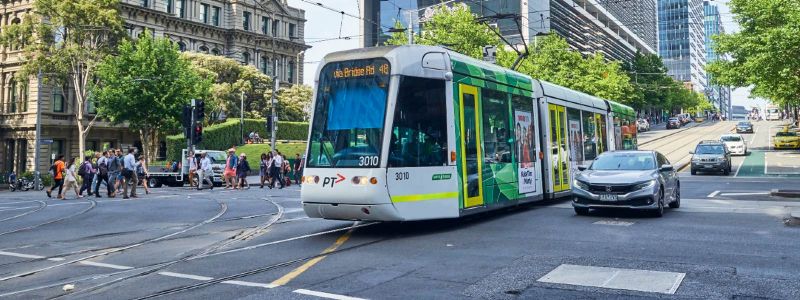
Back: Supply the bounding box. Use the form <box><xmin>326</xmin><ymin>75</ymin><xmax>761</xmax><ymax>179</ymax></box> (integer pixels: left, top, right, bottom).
<box><xmin>157</xmin><ymin>271</ymin><xmax>213</xmax><ymax>281</ymax></box>
<box><xmin>79</xmin><ymin>261</ymin><xmax>134</xmax><ymax>270</ymax></box>
<box><xmin>0</xmin><ymin>206</ymin><xmax>39</xmax><ymax>212</ymax></box>
<box><xmin>734</xmin><ymin>157</ymin><xmax>745</xmax><ymax>177</ymax></box>
<box><xmin>294</xmin><ymin>289</ymin><xmax>367</xmax><ymax>300</ymax></box>
<box><xmin>707</xmin><ymin>191</ymin><xmax>720</xmax><ymax>198</ymax></box>
<box><xmin>221</xmin><ymin>280</ymin><xmax>277</xmax><ymax>289</ymax></box>
<box><xmin>0</xmin><ymin>250</ymin><xmax>46</xmax><ymax>259</ymax></box>
<box><xmin>720</xmin><ymin>192</ymin><xmax>770</xmax><ymax>196</ymax></box>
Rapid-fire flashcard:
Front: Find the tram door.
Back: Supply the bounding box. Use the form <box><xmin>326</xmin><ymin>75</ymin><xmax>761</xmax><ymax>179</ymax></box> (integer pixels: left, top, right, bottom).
<box><xmin>459</xmin><ymin>84</ymin><xmax>484</xmax><ymax>208</ymax></box>
<box><xmin>548</xmin><ymin>104</ymin><xmax>570</xmax><ymax>192</ymax></box>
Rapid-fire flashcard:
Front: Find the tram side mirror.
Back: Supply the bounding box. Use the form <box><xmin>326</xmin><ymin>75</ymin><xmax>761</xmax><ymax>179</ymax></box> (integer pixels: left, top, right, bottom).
<box><xmin>577</xmin><ymin>165</ymin><xmax>587</xmax><ymax>171</ymax></box>
<box><xmin>659</xmin><ymin>164</ymin><xmax>674</xmax><ymax>172</ymax></box>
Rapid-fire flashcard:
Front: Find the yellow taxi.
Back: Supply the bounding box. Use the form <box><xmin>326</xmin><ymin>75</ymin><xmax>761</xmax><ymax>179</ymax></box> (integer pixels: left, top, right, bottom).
<box><xmin>774</xmin><ymin>131</ymin><xmax>800</xmax><ymax>149</ymax></box>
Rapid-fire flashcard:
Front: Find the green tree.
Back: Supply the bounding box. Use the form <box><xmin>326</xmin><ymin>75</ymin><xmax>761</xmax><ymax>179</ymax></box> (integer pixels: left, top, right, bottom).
<box><xmin>93</xmin><ymin>30</ymin><xmax>211</xmax><ymax>162</ymax></box>
<box><xmin>275</xmin><ymin>84</ymin><xmax>313</xmax><ymax>122</ymax></box>
<box><xmin>706</xmin><ymin>0</ymin><xmax>800</xmax><ymax>114</ymax></box>
<box><xmin>0</xmin><ymin>0</ymin><xmax>125</xmax><ymax>158</ymax></box>
<box><xmin>182</xmin><ymin>52</ymin><xmax>273</xmax><ymax>122</ymax></box>
<box><xmin>384</xmin><ymin>3</ymin><xmax>501</xmax><ymax>59</ymax></box>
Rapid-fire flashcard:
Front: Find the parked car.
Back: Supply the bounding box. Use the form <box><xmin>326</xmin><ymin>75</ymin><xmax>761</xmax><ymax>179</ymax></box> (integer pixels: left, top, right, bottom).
<box><xmin>690</xmin><ymin>140</ymin><xmax>731</xmax><ymax>175</ymax></box>
<box><xmin>736</xmin><ymin>121</ymin><xmax>754</xmax><ymax>133</ymax></box>
<box><xmin>720</xmin><ymin>134</ymin><xmax>747</xmax><ymax>155</ymax></box>
<box><xmin>572</xmin><ymin>150</ymin><xmax>680</xmax><ymax>217</ymax></box>
<box><xmin>774</xmin><ymin>131</ymin><xmax>800</xmax><ymax>149</ymax></box>
<box><xmin>667</xmin><ymin>117</ymin><xmax>682</xmax><ymax>129</ymax></box>
<box><xmin>637</xmin><ymin>119</ymin><xmax>650</xmax><ymax>132</ymax></box>
<box><xmin>676</xmin><ymin>114</ymin><xmax>690</xmax><ymax>125</ymax></box>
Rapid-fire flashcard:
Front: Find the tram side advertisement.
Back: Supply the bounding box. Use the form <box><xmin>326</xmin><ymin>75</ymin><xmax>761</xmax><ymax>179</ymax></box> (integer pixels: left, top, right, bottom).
<box><xmin>515</xmin><ymin>111</ymin><xmax>536</xmax><ymax>193</ymax></box>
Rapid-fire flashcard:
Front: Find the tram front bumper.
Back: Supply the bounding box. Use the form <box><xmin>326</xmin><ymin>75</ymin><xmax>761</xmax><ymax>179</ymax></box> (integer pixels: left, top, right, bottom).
<box><xmin>303</xmin><ymin>202</ymin><xmax>403</xmax><ymax>221</ymax></box>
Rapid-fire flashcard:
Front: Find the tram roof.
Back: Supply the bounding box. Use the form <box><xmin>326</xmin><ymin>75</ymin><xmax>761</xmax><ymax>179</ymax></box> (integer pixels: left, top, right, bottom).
<box><xmin>607</xmin><ymin>100</ymin><xmax>636</xmax><ymax>119</ymax></box>
<box><xmin>534</xmin><ymin>80</ymin><xmax>609</xmax><ymax>111</ymax></box>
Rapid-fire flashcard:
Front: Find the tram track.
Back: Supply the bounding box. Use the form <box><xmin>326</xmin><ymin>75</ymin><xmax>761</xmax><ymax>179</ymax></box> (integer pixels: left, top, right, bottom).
<box><xmin>0</xmin><ymin>200</ymin><xmax>47</xmax><ymax>223</ymax></box>
<box><xmin>0</xmin><ymin>200</ymin><xmax>96</xmax><ymax>237</ymax></box>
<box><xmin>640</xmin><ymin>121</ymin><xmax>735</xmax><ymax>171</ymax></box>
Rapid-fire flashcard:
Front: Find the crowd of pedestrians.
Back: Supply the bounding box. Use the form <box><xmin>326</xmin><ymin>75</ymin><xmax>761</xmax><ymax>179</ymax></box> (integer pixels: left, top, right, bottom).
<box><xmin>45</xmin><ymin>147</ymin><xmax>150</xmax><ymax>200</ymax></box>
<box><xmin>188</xmin><ymin>148</ymin><xmax>302</xmax><ymax>191</ymax></box>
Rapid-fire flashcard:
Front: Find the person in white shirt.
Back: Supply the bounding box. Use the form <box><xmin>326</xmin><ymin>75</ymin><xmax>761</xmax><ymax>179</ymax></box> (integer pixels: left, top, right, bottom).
<box><xmin>63</xmin><ymin>157</ymin><xmax>83</xmax><ymax>199</ymax></box>
<box><xmin>269</xmin><ymin>151</ymin><xmax>285</xmax><ymax>189</ymax></box>
<box><xmin>122</xmin><ymin>148</ymin><xmax>138</xmax><ymax>199</ymax></box>
<box><xmin>197</xmin><ymin>152</ymin><xmax>214</xmax><ymax>190</ymax></box>
<box><xmin>187</xmin><ymin>151</ymin><xmax>197</xmax><ymax>187</ymax></box>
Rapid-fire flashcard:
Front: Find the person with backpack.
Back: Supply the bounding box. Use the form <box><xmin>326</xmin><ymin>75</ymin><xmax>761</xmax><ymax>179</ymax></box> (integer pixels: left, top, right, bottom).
<box><xmin>108</xmin><ymin>149</ymin><xmax>123</xmax><ymax>197</ymax></box>
<box><xmin>94</xmin><ymin>151</ymin><xmax>111</xmax><ymax>197</ymax></box>
<box><xmin>78</xmin><ymin>155</ymin><xmax>95</xmax><ymax>196</ymax></box>
<box><xmin>236</xmin><ymin>153</ymin><xmax>250</xmax><ymax>189</ymax></box>
<box><xmin>46</xmin><ymin>155</ymin><xmax>66</xmax><ymax>198</ymax></box>
<box><xmin>63</xmin><ymin>157</ymin><xmax>82</xmax><ymax>199</ymax></box>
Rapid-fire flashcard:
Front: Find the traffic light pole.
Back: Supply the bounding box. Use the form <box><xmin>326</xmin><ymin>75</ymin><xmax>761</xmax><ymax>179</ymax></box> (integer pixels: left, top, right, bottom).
<box><xmin>270</xmin><ymin>79</ymin><xmax>279</xmax><ymax>151</ymax></box>
<box><xmin>188</xmin><ymin>99</ymin><xmax>195</xmax><ymax>154</ymax></box>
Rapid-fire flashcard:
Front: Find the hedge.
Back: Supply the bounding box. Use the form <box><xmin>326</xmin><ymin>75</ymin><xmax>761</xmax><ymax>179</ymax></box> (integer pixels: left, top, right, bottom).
<box><xmin>166</xmin><ymin>119</ymin><xmax>308</xmax><ymax>162</ymax></box>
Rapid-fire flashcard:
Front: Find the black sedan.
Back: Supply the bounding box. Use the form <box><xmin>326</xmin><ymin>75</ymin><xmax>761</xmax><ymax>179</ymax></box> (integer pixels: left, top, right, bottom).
<box><xmin>736</xmin><ymin>121</ymin><xmax>754</xmax><ymax>133</ymax></box>
<box><xmin>666</xmin><ymin>117</ymin><xmax>682</xmax><ymax>129</ymax></box>
<box><xmin>572</xmin><ymin>151</ymin><xmax>681</xmax><ymax>217</ymax></box>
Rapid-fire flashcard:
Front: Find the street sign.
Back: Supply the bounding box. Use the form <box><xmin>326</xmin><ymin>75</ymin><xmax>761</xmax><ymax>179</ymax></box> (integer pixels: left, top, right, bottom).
<box><xmin>41</xmin><ymin>139</ymin><xmax>53</xmax><ymax>145</ymax></box>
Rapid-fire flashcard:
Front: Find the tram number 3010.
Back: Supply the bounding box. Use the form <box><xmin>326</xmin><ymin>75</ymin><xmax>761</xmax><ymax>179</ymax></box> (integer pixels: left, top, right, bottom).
<box><xmin>358</xmin><ymin>156</ymin><xmax>379</xmax><ymax>167</ymax></box>
<box><xmin>394</xmin><ymin>172</ymin><xmax>409</xmax><ymax>181</ymax></box>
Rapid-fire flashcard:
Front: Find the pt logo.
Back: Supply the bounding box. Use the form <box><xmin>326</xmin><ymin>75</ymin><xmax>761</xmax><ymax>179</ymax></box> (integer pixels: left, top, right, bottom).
<box><xmin>322</xmin><ymin>174</ymin><xmax>346</xmax><ymax>188</ymax></box>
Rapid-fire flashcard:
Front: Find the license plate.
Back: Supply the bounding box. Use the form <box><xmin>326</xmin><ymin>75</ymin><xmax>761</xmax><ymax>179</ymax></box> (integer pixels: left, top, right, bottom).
<box><xmin>598</xmin><ymin>194</ymin><xmax>618</xmax><ymax>201</ymax></box>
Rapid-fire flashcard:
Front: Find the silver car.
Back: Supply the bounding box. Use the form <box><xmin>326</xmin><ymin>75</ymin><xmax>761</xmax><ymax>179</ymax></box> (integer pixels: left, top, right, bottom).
<box><xmin>572</xmin><ymin>151</ymin><xmax>681</xmax><ymax>217</ymax></box>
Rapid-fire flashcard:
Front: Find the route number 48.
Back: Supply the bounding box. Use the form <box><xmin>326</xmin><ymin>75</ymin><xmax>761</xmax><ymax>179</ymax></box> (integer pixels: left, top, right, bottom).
<box><xmin>358</xmin><ymin>156</ymin><xmax>379</xmax><ymax>167</ymax></box>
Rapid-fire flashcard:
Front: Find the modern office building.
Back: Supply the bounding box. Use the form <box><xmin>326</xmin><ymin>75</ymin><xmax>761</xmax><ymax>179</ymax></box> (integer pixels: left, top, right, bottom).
<box><xmin>598</xmin><ymin>0</ymin><xmax>658</xmax><ymax>51</ymax></box>
<box><xmin>0</xmin><ymin>0</ymin><xmax>309</xmax><ymax>175</ymax></box>
<box><xmin>704</xmin><ymin>1</ymin><xmax>731</xmax><ymax>117</ymax></box>
<box><xmin>360</xmin><ymin>0</ymin><xmax>657</xmax><ymax>63</ymax></box>
<box><xmin>658</xmin><ymin>0</ymin><xmax>706</xmax><ymax>93</ymax></box>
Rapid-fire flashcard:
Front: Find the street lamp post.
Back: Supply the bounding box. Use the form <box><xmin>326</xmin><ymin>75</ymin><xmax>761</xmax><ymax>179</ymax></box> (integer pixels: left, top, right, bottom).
<box><xmin>33</xmin><ymin>70</ymin><xmax>43</xmax><ymax>188</ymax></box>
<box><xmin>240</xmin><ymin>90</ymin><xmax>245</xmax><ymax>145</ymax></box>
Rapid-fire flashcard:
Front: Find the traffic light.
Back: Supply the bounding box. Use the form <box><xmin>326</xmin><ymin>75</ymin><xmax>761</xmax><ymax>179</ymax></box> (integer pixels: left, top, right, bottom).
<box><xmin>266</xmin><ymin>116</ymin><xmax>273</xmax><ymax>132</ymax></box>
<box><xmin>193</xmin><ymin>123</ymin><xmax>203</xmax><ymax>144</ymax></box>
<box><xmin>196</xmin><ymin>100</ymin><xmax>205</xmax><ymax>121</ymax></box>
<box><xmin>182</xmin><ymin>105</ymin><xmax>192</xmax><ymax>138</ymax></box>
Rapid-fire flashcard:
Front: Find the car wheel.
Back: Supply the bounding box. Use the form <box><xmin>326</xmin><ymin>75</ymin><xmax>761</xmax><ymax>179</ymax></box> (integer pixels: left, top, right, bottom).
<box><xmin>652</xmin><ymin>190</ymin><xmax>664</xmax><ymax>217</ymax></box>
<box><xmin>574</xmin><ymin>207</ymin><xmax>589</xmax><ymax>216</ymax></box>
<box><xmin>147</xmin><ymin>177</ymin><xmax>160</xmax><ymax>188</ymax></box>
<box><xmin>668</xmin><ymin>184</ymin><xmax>681</xmax><ymax>208</ymax></box>
<box><xmin>724</xmin><ymin>164</ymin><xmax>731</xmax><ymax>175</ymax></box>
<box><xmin>691</xmin><ymin>168</ymin><xmax>697</xmax><ymax>175</ymax></box>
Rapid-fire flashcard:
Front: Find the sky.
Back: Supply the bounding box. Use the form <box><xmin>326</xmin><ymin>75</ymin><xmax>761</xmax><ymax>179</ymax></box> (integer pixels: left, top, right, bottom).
<box><xmin>289</xmin><ymin>0</ymin><xmax>766</xmax><ymax>110</ymax></box>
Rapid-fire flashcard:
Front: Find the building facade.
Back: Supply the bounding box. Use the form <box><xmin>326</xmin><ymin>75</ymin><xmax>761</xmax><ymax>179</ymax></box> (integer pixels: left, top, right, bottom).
<box><xmin>658</xmin><ymin>0</ymin><xmax>706</xmax><ymax>93</ymax></box>
<box><xmin>598</xmin><ymin>0</ymin><xmax>658</xmax><ymax>51</ymax></box>
<box><xmin>360</xmin><ymin>0</ymin><xmax>656</xmax><ymax>63</ymax></box>
<box><xmin>703</xmin><ymin>1</ymin><xmax>730</xmax><ymax>117</ymax></box>
<box><xmin>0</xmin><ymin>0</ymin><xmax>309</xmax><ymax>176</ymax></box>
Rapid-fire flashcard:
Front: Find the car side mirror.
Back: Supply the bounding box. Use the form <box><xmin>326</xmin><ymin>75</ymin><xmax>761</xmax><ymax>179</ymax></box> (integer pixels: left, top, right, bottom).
<box><xmin>577</xmin><ymin>165</ymin><xmax>587</xmax><ymax>171</ymax></box>
<box><xmin>689</xmin><ymin>150</ymin><xmax>694</xmax><ymax>154</ymax></box>
<box><xmin>659</xmin><ymin>164</ymin><xmax>674</xmax><ymax>172</ymax></box>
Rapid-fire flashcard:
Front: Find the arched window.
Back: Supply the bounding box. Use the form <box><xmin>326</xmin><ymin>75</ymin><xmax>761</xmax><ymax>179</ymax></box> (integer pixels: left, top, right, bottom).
<box><xmin>211</xmin><ymin>48</ymin><xmax>220</xmax><ymax>56</ymax></box>
<box><xmin>199</xmin><ymin>45</ymin><xmax>209</xmax><ymax>53</ymax></box>
<box><xmin>177</xmin><ymin>42</ymin><xmax>187</xmax><ymax>52</ymax></box>
<box><xmin>242</xmin><ymin>52</ymin><xmax>250</xmax><ymax>65</ymax></box>
<box><xmin>260</xmin><ymin>57</ymin><xmax>268</xmax><ymax>74</ymax></box>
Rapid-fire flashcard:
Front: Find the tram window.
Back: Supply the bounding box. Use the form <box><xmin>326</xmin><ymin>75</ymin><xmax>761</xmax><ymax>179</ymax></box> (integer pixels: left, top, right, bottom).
<box><xmin>598</xmin><ymin>114</ymin><xmax>608</xmax><ymax>153</ymax></box>
<box><xmin>511</xmin><ymin>95</ymin><xmax>535</xmax><ymax>163</ymax></box>
<box><xmin>482</xmin><ymin>89</ymin><xmax>512</xmax><ymax>164</ymax></box>
<box><xmin>567</xmin><ymin>108</ymin><xmax>584</xmax><ymax>162</ymax></box>
<box><xmin>388</xmin><ymin>76</ymin><xmax>447</xmax><ymax>167</ymax></box>
<box><xmin>583</xmin><ymin>111</ymin><xmax>597</xmax><ymax>160</ymax></box>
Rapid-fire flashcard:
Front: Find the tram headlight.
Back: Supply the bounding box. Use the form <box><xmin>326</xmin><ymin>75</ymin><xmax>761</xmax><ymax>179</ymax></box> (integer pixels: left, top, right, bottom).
<box><xmin>302</xmin><ymin>176</ymin><xmax>319</xmax><ymax>184</ymax></box>
<box><xmin>351</xmin><ymin>176</ymin><xmax>378</xmax><ymax>185</ymax></box>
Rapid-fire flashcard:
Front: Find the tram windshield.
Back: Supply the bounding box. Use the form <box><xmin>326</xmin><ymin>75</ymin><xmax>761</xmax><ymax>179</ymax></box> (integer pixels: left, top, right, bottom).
<box><xmin>307</xmin><ymin>58</ymin><xmax>391</xmax><ymax>168</ymax></box>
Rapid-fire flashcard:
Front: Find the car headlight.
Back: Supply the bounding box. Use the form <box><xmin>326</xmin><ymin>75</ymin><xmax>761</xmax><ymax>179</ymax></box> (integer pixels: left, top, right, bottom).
<box><xmin>573</xmin><ymin>179</ymin><xmax>590</xmax><ymax>191</ymax></box>
<box><xmin>632</xmin><ymin>180</ymin><xmax>656</xmax><ymax>191</ymax></box>
<box><xmin>691</xmin><ymin>157</ymin><xmax>701</xmax><ymax>162</ymax></box>
<box><xmin>717</xmin><ymin>157</ymin><xmax>727</xmax><ymax>162</ymax></box>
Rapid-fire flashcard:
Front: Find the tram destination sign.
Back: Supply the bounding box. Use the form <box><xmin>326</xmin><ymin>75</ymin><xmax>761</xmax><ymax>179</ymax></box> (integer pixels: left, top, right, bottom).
<box><xmin>332</xmin><ymin>60</ymin><xmax>390</xmax><ymax>79</ymax></box>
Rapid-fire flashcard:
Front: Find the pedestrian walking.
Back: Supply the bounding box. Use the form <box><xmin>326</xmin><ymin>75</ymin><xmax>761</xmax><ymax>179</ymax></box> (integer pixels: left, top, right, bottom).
<box><xmin>122</xmin><ymin>148</ymin><xmax>138</xmax><ymax>199</ymax></box>
<box><xmin>187</xmin><ymin>151</ymin><xmax>197</xmax><ymax>187</ymax></box>
<box><xmin>137</xmin><ymin>157</ymin><xmax>151</xmax><ymax>195</ymax></box>
<box><xmin>63</xmin><ymin>157</ymin><xmax>82</xmax><ymax>199</ymax></box>
<box><xmin>259</xmin><ymin>153</ymin><xmax>270</xmax><ymax>188</ymax></box>
<box><xmin>78</xmin><ymin>155</ymin><xmax>95</xmax><ymax>196</ymax></box>
<box><xmin>236</xmin><ymin>153</ymin><xmax>250</xmax><ymax>189</ymax></box>
<box><xmin>46</xmin><ymin>155</ymin><xmax>65</xmax><ymax>199</ymax></box>
<box><xmin>269</xmin><ymin>150</ymin><xmax>284</xmax><ymax>189</ymax></box>
<box><xmin>223</xmin><ymin>148</ymin><xmax>238</xmax><ymax>189</ymax></box>
<box><xmin>293</xmin><ymin>153</ymin><xmax>303</xmax><ymax>185</ymax></box>
<box><xmin>106</xmin><ymin>149</ymin><xmax>122</xmax><ymax>197</ymax></box>
<box><xmin>197</xmin><ymin>152</ymin><xmax>215</xmax><ymax>190</ymax></box>
<box><xmin>94</xmin><ymin>151</ymin><xmax>112</xmax><ymax>197</ymax></box>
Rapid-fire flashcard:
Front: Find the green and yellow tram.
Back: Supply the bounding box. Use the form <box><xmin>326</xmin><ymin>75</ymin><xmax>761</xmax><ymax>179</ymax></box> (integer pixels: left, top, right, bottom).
<box><xmin>301</xmin><ymin>45</ymin><xmax>636</xmax><ymax>221</ymax></box>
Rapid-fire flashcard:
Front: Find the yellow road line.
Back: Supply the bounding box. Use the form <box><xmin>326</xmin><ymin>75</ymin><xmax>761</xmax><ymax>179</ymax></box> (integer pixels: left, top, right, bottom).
<box><xmin>269</xmin><ymin>227</ymin><xmax>354</xmax><ymax>287</ymax></box>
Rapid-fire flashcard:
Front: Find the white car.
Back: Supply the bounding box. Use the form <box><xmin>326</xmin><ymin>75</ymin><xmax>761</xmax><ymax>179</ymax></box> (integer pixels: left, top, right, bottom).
<box><xmin>637</xmin><ymin>119</ymin><xmax>650</xmax><ymax>132</ymax></box>
<box><xmin>720</xmin><ymin>134</ymin><xmax>747</xmax><ymax>155</ymax></box>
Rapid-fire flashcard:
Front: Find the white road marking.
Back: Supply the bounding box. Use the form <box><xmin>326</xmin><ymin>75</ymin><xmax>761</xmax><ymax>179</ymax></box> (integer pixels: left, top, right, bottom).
<box><xmin>294</xmin><ymin>289</ymin><xmax>367</xmax><ymax>300</ymax></box>
<box><xmin>0</xmin><ymin>250</ymin><xmax>46</xmax><ymax>259</ymax></box>
<box><xmin>47</xmin><ymin>257</ymin><xmax>65</xmax><ymax>261</ymax></box>
<box><xmin>720</xmin><ymin>192</ymin><xmax>770</xmax><ymax>196</ymax></box>
<box><xmin>221</xmin><ymin>280</ymin><xmax>277</xmax><ymax>289</ymax></box>
<box><xmin>537</xmin><ymin>264</ymin><xmax>685</xmax><ymax>294</ymax></box>
<box><xmin>707</xmin><ymin>191</ymin><xmax>720</xmax><ymax>198</ymax></box>
<box><xmin>0</xmin><ymin>206</ymin><xmax>39</xmax><ymax>212</ymax></box>
<box><xmin>734</xmin><ymin>157</ymin><xmax>745</xmax><ymax>177</ymax></box>
<box><xmin>593</xmin><ymin>220</ymin><xmax>634</xmax><ymax>226</ymax></box>
<box><xmin>79</xmin><ymin>261</ymin><xmax>134</xmax><ymax>270</ymax></box>
<box><xmin>157</xmin><ymin>272</ymin><xmax>213</xmax><ymax>281</ymax></box>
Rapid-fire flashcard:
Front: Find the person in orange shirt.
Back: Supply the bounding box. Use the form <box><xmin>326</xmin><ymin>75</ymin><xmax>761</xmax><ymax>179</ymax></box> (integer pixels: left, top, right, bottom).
<box><xmin>46</xmin><ymin>155</ymin><xmax>66</xmax><ymax>198</ymax></box>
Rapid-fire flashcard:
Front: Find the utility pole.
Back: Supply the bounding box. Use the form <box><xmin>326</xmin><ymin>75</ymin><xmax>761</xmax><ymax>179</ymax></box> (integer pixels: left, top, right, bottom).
<box><xmin>270</xmin><ymin>79</ymin><xmax>279</xmax><ymax>151</ymax></box>
<box><xmin>188</xmin><ymin>99</ymin><xmax>195</xmax><ymax>154</ymax></box>
<box><xmin>407</xmin><ymin>10</ymin><xmax>414</xmax><ymax>45</ymax></box>
<box><xmin>240</xmin><ymin>91</ymin><xmax>245</xmax><ymax>145</ymax></box>
<box><xmin>33</xmin><ymin>70</ymin><xmax>42</xmax><ymax>188</ymax></box>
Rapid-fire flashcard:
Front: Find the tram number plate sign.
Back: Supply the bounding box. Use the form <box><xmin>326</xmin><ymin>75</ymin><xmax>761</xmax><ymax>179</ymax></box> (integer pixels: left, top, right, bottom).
<box><xmin>598</xmin><ymin>194</ymin><xmax>618</xmax><ymax>201</ymax></box>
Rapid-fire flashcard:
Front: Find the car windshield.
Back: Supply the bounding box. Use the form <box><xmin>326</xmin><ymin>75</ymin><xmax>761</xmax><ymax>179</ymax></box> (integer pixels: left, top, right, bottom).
<box><xmin>720</xmin><ymin>136</ymin><xmax>742</xmax><ymax>142</ymax></box>
<box><xmin>307</xmin><ymin>58</ymin><xmax>391</xmax><ymax>168</ymax></box>
<box><xmin>695</xmin><ymin>144</ymin><xmax>725</xmax><ymax>154</ymax></box>
<box><xmin>737</xmin><ymin>122</ymin><xmax>751</xmax><ymax>126</ymax></box>
<box><xmin>669</xmin><ymin>118</ymin><xmax>679</xmax><ymax>121</ymax></box>
<box><xmin>777</xmin><ymin>132</ymin><xmax>797</xmax><ymax>137</ymax></box>
<box><xmin>590</xmin><ymin>153</ymin><xmax>656</xmax><ymax>170</ymax></box>
<box><xmin>205</xmin><ymin>152</ymin><xmax>226</xmax><ymax>163</ymax></box>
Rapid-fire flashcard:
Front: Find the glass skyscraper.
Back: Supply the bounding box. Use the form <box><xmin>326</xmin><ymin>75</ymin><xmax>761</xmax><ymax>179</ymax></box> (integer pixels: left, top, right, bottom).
<box><xmin>360</xmin><ymin>0</ymin><xmax>657</xmax><ymax>63</ymax></box>
<box><xmin>658</xmin><ymin>0</ymin><xmax>706</xmax><ymax>92</ymax></box>
<box><xmin>704</xmin><ymin>1</ymin><xmax>731</xmax><ymax>117</ymax></box>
